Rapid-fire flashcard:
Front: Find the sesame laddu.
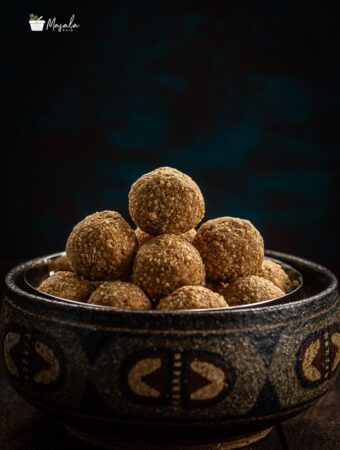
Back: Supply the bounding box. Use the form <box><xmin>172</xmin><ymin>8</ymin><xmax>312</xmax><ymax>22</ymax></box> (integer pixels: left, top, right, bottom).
<box><xmin>66</xmin><ymin>210</ymin><xmax>138</xmax><ymax>281</ymax></box>
<box><xmin>222</xmin><ymin>275</ymin><xmax>284</xmax><ymax>306</ymax></box>
<box><xmin>88</xmin><ymin>281</ymin><xmax>151</xmax><ymax>310</ymax></box>
<box><xmin>129</xmin><ymin>167</ymin><xmax>205</xmax><ymax>235</ymax></box>
<box><xmin>258</xmin><ymin>258</ymin><xmax>292</xmax><ymax>293</ymax></box>
<box><xmin>193</xmin><ymin>217</ymin><xmax>264</xmax><ymax>282</ymax></box>
<box><xmin>157</xmin><ymin>285</ymin><xmax>228</xmax><ymax>310</ymax></box>
<box><xmin>48</xmin><ymin>255</ymin><xmax>72</xmax><ymax>272</ymax></box>
<box><xmin>38</xmin><ymin>271</ymin><xmax>94</xmax><ymax>302</ymax></box>
<box><xmin>132</xmin><ymin>234</ymin><xmax>205</xmax><ymax>300</ymax></box>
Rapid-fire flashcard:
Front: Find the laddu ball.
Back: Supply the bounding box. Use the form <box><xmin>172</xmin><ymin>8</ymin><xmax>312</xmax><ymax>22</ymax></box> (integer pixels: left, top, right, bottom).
<box><xmin>129</xmin><ymin>167</ymin><xmax>205</xmax><ymax>235</ymax></box>
<box><xmin>222</xmin><ymin>275</ymin><xmax>284</xmax><ymax>306</ymax></box>
<box><xmin>193</xmin><ymin>217</ymin><xmax>264</xmax><ymax>282</ymax></box>
<box><xmin>133</xmin><ymin>234</ymin><xmax>205</xmax><ymax>300</ymax></box>
<box><xmin>38</xmin><ymin>271</ymin><xmax>94</xmax><ymax>302</ymax></box>
<box><xmin>66</xmin><ymin>211</ymin><xmax>138</xmax><ymax>281</ymax></box>
<box><xmin>157</xmin><ymin>285</ymin><xmax>228</xmax><ymax>311</ymax></box>
<box><xmin>88</xmin><ymin>281</ymin><xmax>151</xmax><ymax>310</ymax></box>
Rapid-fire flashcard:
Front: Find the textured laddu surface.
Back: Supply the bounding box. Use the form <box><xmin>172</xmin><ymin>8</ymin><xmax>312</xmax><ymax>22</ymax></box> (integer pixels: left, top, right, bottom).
<box><xmin>259</xmin><ymin>259</ymin><xmax>292</xmax><ymax>293</ymax></box>
<box><xmin>88</xmin><ymin>281</ymin><xmax>151</xmax><ymax>310</ymax></box>
<box><xmin>38</xmin><ymin>271</ymin><xmax>94</xmax><ymax>302</ymax></box>
<box><xmin>193</xmin><ymin>217</ymin><xmax>264</xmax><ymax>282</ymax></box>
<box><xmin>129</xmin><ymin>167</ymin><xmax>205</xmax><ymax>235</ymax></box>
<box><xmin>132</xmin><ymin>234</ymin><xmax>206</xmax><ymax>300</ymax></box>
<box><xmin>222</xmin><ymin>275</ymin><xmax>285</xmax><ymax>306</ymax></box>
<box><xmin>47</xmin><ymin>255</ymin><xmax>72</xmax><ymax>273</ymax></box>
<box><xmin>66</xmin><ymin>211</ymin><xmax>138</xmax><ymax>281</ymax></box>
<box><xmin>157</xmin><ymin>285</ymin><xmax>228</xmax><ymax>310</ymax></box>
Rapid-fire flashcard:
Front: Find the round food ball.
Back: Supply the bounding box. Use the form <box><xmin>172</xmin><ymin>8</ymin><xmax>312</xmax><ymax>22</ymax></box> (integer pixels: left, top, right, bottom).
<box><xmin>48</xmin><ymin>255</ymin><xmax>72</xmax><ymax>272</ymax></box>
<box><xmin>38</xmin><ymin>271</ymin><xmax>94</xmax><ymax>302</ymax></box>
<box><xmin>66</xmin><ymin>211</ymin><xmax>138</xmax><ymax>281</ymax></box>
<box><xmin>135</xmin><ymin>227</ymin><xmax>196</xmax><ymax>247</ymax></box>
<box><xmin>193</xmin><ymin>217</ymin><xmax>264</xmax><ymax>282</ymax></box>
<box><xmin>132</xmin><ymin>234</ymin><xmax>205</xmax><ymax>300</ymax></box>
<box><xmin>259</xmin><ymin>259</ymin><xmax>291</xmax><ymax>293</ymax></box>
<box><xmin>222</xmin><ymin>275</ymin><xmax>285</xmax><ymax>307</ymax></box>
<box><xmin>88</xmin><ymin>281</ymin><xmax>151</xmax><ymax>310</ymax></box>
<box><xmin>157</xmin><ymin>286</ymin><xmax>228</xmax><ymax>311</ymax></box>
<box><xmin>129</xmin><ymin>167</ymin><xmax>205</xmax><ymax>235</ymax></box>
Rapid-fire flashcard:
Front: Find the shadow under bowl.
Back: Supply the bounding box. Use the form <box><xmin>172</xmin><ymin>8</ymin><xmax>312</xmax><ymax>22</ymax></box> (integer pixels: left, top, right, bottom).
<box><xmin>1</xmin><ymin>250</ymin><xmax>339</xmax><ymax>448</ymax></box>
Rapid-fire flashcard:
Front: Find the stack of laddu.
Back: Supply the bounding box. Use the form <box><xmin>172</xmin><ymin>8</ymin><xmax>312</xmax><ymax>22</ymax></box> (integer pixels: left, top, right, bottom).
<box><xmin>38</xmin><ymin>167</ymin><xmax>293</xmax><ymax>310</ymax></box>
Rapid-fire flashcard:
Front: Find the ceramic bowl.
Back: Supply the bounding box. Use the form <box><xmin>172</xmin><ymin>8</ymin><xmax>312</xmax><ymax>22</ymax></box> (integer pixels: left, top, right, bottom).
<box><xmin>1</xmin><ymin>250</ymin><xmax>339</xmax><ymax>448</ymax></box>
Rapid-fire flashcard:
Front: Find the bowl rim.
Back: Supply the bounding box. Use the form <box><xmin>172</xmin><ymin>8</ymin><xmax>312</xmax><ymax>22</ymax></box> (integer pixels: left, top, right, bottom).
<box><xmin>4</xmin><ymin>250</ymin><xmax>338</xmax><ymax>318</ymax></box>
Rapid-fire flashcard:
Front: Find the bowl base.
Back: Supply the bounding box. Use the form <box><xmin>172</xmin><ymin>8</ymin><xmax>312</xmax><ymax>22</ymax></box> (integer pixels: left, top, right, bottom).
<box><xmin>65</xmin><ymin>424</ymin><xmax>273</xmax><ymax>449</ymax></box>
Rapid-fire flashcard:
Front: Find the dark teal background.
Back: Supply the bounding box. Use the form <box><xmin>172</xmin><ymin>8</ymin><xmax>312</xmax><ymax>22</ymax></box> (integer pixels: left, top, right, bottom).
<box><xmin>2</xmin><ymin>1</ymin><xmax>339</xmax><ymax>280</ymax></box>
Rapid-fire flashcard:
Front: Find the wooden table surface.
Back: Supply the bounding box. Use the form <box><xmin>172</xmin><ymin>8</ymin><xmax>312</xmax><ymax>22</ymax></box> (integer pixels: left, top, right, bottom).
<box><xmin>0</xmin><ymin>369</ymin><xmax>339</xmax><ymax>450</ymax></box>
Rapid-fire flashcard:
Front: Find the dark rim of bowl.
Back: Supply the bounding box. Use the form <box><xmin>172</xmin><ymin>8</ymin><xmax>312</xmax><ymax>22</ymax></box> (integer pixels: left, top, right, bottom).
<box><xmin>4</xmin><ymin>250</ymin><xmax>338</xmax><ymax>317</ymax></box>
